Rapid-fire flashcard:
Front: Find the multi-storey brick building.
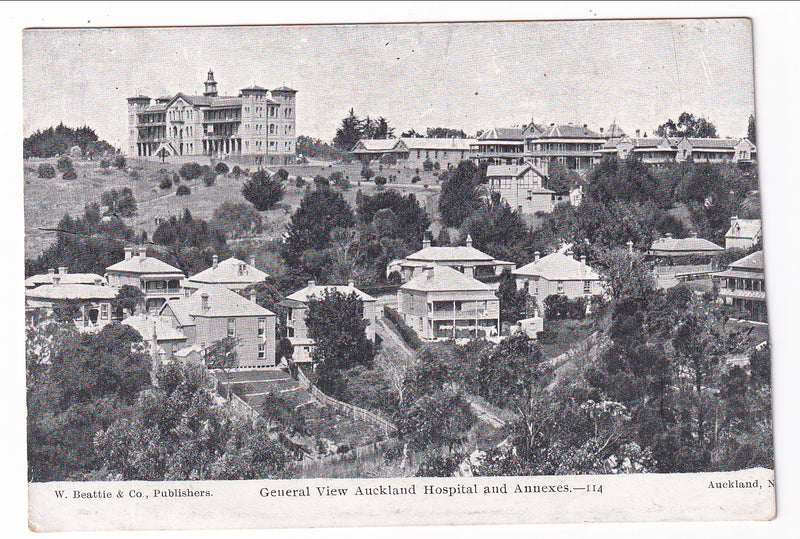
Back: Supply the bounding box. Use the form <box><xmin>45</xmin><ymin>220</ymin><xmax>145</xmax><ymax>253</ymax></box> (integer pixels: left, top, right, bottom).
<box><xmin>127</xmin><ymin>70</ymin><xmax>297</xmax><ymax>165</ymax></box>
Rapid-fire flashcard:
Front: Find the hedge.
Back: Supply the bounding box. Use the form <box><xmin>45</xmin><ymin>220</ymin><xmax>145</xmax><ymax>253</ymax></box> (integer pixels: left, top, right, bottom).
<box><xmin>383</xmin><ymin>306</ymin><xmax>422</xmax><ymax>350</ymax></box>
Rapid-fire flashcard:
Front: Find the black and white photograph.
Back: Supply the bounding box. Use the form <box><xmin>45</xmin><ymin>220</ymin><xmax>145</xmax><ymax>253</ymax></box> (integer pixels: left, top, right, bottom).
<box><xmin>17</xmin><ymin>10</ymin><xmax>790</xmax><ymax>532</ymax></box>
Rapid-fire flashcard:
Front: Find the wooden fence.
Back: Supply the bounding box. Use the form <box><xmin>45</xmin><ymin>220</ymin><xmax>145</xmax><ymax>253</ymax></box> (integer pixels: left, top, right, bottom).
<box><xmin>295</xmin><ymin>438</ymin><xmax>401</xmax><ymax>473</ymax></box>
<box><xmin>207</xmin><ymin>370</ymin><xmax>261</xmax><ymax>423</ymax></box>
<box><xmin>292</xmin><ymin>362</ymin><xmax>398</xmax><ymax>436</ymax></box>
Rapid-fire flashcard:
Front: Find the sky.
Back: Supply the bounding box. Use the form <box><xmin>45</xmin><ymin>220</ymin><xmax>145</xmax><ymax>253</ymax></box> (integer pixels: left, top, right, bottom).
<box><xmin>22</xmin><ymin>19</ymin><xmax>755</xmax><ymax>148</ymax></box>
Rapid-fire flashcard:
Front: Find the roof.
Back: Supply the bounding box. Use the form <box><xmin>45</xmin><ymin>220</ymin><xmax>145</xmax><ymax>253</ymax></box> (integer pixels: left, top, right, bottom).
<box><xmin>397</xmin><ymin>137</ymin><xmax>475</xmax><ymax>151</ymax></box>
<box><xmin>122</xmin><ymin>314</ymin><xmax>187</xmax><ymax>342</ymax></box>
<box><xmin>240</xmin><ymin>85</ymin><xmax>267</xmax><ymax>92</ymax></box>
<box><xmin>685</xmin><ymin>138</ymin><xmax>740</xmax><ymax>150</ymax></box>
<box><xmin>351</xmin><ymin>139</ymin><xmax>400</xmax><ymax>153</ymax></box>
<box><xmin>728</xmin><ymin>250</ymin><xmax>764</xmax><ymax>271</ymax></box>
<box><xmin>106</xmin><ymin>255</ymin><xmax>185</xmax><ymax>276</ymax></box>
<box><xmin>601</xmin><ymin>136</ymin><xmax>673</xmax><ymax>150</ymax></box>
<box><xmin>401</xmin><ymin>265</ymin><xmax>496</xmax><ymax>293</ymax></box>
<box><xmin>486</xmin><ymin>164</ymin><xmax>532</xmax><ymax>178</ymax></box>
<box><xmin>285</xmin><ymin>283</ymin><xmax>376</xmax><ymax>304</ymax></box>
<box><xmin>186</xmin><ymin>257</ymin><xmax>268</xmax><ymax>286</ymax></box>
<box><xmin>513</xmin><ymin>252</ymin><xmax>602</xmax><ymax>281</ymax></box>
<box><xmin>605</xmin><ymin>123</ymin><xmax>626</xmax><ymax>137</ymax></box>
<box><xmin>174</xmin><ymin>345</ymin><xmax>204</xmax><ymax>359</ymax></box>
<box><xmin>726</xmin><ymin>218</ymin><xmax>761</xmax><ymax>239</ymax></box>
<box><xmin>272</xmin><ymin>86</ymin><xmax>298</xmax><ymax>92</ymax></box>
<box><xmin>26</xmin><ymin>283</ymin><xmax>118</xmax><ymax>301</ymax></box>
<box><xmin>406</xmin><ymin>245</ymin><xmax>496</xmax><ymax>263</ymax></box>
<box><xmin>532</xmin><ymin>124</ymin><xmax>604</xmax><ymax>139</ymax></box>
<box><xmin>25</xmin><ymin>272</ymin><xmax>106</xmax><ymax>289</ymax></box>
<box><xmin>161</xmin><ymin>285</ymin><xmax>274</xmax><ymax>326</ymax></box>
<box><xmin>713</xmin><ymin>269</ymin><xmax>765</xmax><ymax>280</ymax></box>
<box><xmin>478</xmin><ymin>127</ymin><xmax>525</xmax><ymax>141</ymax></box>
<box><xmin>648</xmin><ymin>236</ymin><xmax>724</xmax><ymax>254</ymax></box>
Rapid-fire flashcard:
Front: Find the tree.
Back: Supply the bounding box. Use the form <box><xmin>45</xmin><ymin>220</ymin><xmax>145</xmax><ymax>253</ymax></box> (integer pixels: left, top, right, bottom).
<box><xmin>100</xmin><ymin>187</ymin><xmax>137</xmax><ymax>217</ymax></box>
<box><xmin>747</xmin><ymin>114</ymin><xmax>756</xmax><ymax>144</ymax></box>
<box><xmin>306</xmin><ymin>290</ymin><xmax>374</xmax><ymax>373</ymax></box>
<box><xmin>426</xmin><ymin>127</ymin><xmax>467</xmax><ymax>139</ymax></box>
<box><xmin>215</xmin><ymin>162</ymin><xmax>229</xmax><ymax>175</ymax></box>
<box><xmin>113</xmin><ymin>155</ymin><xmax>126</xmax><ymax>169</ymax></box>
<box><xmin>360</xmin><ymin>166</ymin><xmax>374</xmax><ymax>181</ymax></box>
<box><xmin>438</xmin><ymin>160</ymin><xmax>482</xmax><ymax>227</ymax></box>
<box><xmin>374</xmin><ymin>176</ymin><xmax>387</xmax><ymax>187</ymax></box>
<box><xmin>211</xmin><ymin>201</ymin><xmax>263</xmax><ymax>239</ymax></box>
<box><xmin>398</xmin><ymin>391</ymin><xmax>475</xmax><ymax>452</ymax></box>
<box><xmin>176</xmin><ymin>185</ymin><xmax>191</xmax><ymax>196</ymax></box>
<box><xmin>400</xmin><ymin>129</ymin><xmax>423</xmax><ymax>138</ymax></box>
<box><xmin>179</xmin><ymin>162</ymin><xmax>203</xmax><ymax>181</ymax></box>
<box><xmin>159</xmin><ymin>177</ymin><xmax>172</xmax><ymax>190</ymax></box>
<box><xmin>113</xmin><ymin>285</ymin><xmax>144</xmax><ymax>317</ymax></box>
<box><xmin>57</xmin><ymin>156</ymin><xmax>73</xmax><ymax>173</ymax></box>
<box><xmin>282</xmin><ymin>188</ymin><xmax>355</xmax><ymax>265</ymax></box>
<box><xmin>241</xmin><ymin>170</ymin><xmax>285</xmax><ymax>210</ymax></box>
<box><xmin>363</xmin><ymin>116</ymin><xmax>394</xmax><ymax>139</ymax></box>
<box><xmin>587</xmin><ymin>155</ymin><xmax>660</xmax><ymax>205</ymax></box>
<box><xmin>24</xmin><ymin>123</ymin><xmax>118</xmax><ymax>159</ymax></box>
<box><xmin>546</xmin><ymin>160</ymin><xmax>581</xmax><ymax>194</ymax></box>
<box><xmin>496</xmin><ymin>270</ymin><xmax>528</xmax><ymax>324</ymax></box>
<box><xmin>597</xmin><ymin>247</ymin><xmax>655</xmax><ymax>301</ymax></box>
<box><xmin>357</xmin><ymin>189</ymin><xmax>430</xmax><ymax>246</ymax></box>
<box><xmin>37</xmin><ymin>163</ymin><xmax>56</xmax><ymax>178</ymax></box>
<box><xmin>462</xmin><ymin>197</ymin><xmax>535</xmax><ymax>265</ymax></box>
<box><xmin>313</xmin><ymin>175</ymin><xmax>330</xmax><ymax>188</ymax></box>
<box><xmin>333</xmin><ymin>108</ymin><xmax>364</xmax><ymax>150</ymax></box>
<box><xmin>655</xmin><ymin>112</ymin><xmax>718</xmax><ymax>138</ymax></box>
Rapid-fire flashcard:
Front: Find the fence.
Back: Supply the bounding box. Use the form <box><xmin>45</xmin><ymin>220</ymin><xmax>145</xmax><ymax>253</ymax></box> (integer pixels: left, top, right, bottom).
<box><xmin>295</xmin><ymin>438</ymin><xmax>401</xmax><ymax>473</ymax></box>
<box><xmin>292</xmin><ymin>362</ymin><xmax>398</xmax><ymax>436</ymax></box>
<box><xmin>545</xmin><ymin>330</ymin><xmax>606</xmax><ymax>370</ymax></box>
<box><xmin>207</xmin><ymin>370</ymin><xmax>261</xmax><ymax>424</ymax></box>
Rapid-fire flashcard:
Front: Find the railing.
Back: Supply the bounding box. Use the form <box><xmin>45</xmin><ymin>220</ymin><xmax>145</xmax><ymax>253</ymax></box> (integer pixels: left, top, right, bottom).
<box><xmin>292</xmin><ymin>361</ymin><xmax>398</xmax><ymax>436</ymax></box>
<box><xmin>429</xmin><ymin>309</ymin><xmax>496</xmax><ymax>319</ymax></box>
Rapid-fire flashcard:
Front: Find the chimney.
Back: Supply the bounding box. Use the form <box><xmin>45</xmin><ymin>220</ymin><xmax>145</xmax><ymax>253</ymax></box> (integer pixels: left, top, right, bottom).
<box><xmin>307</xmin><ymin>280</ymin><xmax>315</xmax><ymax>289</ymax></box>
<box><xmin>52</xmin><ymin>274</ymin><xmax>61</xmax><ymax>286</ymax></box>
<box><xmin>627</xmin><ymin>240</ymin><xmax>634</xmax><ymax>253</ymax></box>
<box><xmin>534</xmin><ymin>251</ymin><xmax>540</xmax><ymax>261</ymax></box>
<box><xmin>138</xmin><ymin>247</ymin><xmax>147</xmax><ymax>261</ymax></box>
<box><xmin>635</xmin><ymin>129</ymin><xmax>641</xmax><ymax>138</ymax></box>
<box><xmin>124</xmin><ymin>247</ymin><xmax>133</xmax><ymax>260</ymax></box>
<box><xmin>47</xmin><ymin>268</ymin><xmax>55</xmax><ymax>277</ymax></box>
<box><xmin>665</xmin><ymin>232</ymin><xmax>673</xmax><ymax>239</ymax></box>
<box><xmin>249</xmin><ymin>256</ymin><xmax>256</xmax><ymax>267</ymax></box>
<box><xmin>731</xmin><ymin>215</ymin><xmax>738</xmax><ymax>225</ymax></box>
<box><xmin>583</xmin><ymin>124</ymin><xmax>588</xmax><ymax>129</ymax></box>
<box><xmin>565</xmin><ymin>248</ymin><xmax>573</xmax><ymax>257</ymax></box>
<box><xmin>58</xmin><ymin>266</ymin><xmax>67</xmax><ymax>275</ymax></box>
<box><xmin>464</xmin><ymin>266</ymin><xmax>474</xmax><ymax>278</ymax></box>
<box><xmin>212</xmin><ymin>254</ymin><xmax>219</xmax><ymax>269</ymax></box>
<box><xmin>580</xmin><ymin>255</ymin><xmax>586</xmax><ymax>265</ymax></box>
<box><xmin>599</xmin><ymin>127</ymin><xmax>604</xmax><ymax>134</ymax></box>
<box><xmin>347</xmin><ymin>279</ymin><xmax>355</xmax><ymax>288</ymax></box>
<box><xmin>249</xmin><ymin>290</ymin><xmax>257</xmax><ymax>303</ymax></box>
<box><xmin>422</xmin><ymin>237</ymin><xmax>431</xmax><ymax>249</ymax></box>
<box><xmin>466</xmin><ymin>234</ymin><xmax>473</xmax><ymax>248</ymax></box>
<box><xmin>690</xmin><ymin>230</ymin><xmax>698</xmax><ymax>238</ymax></box>
<box><xmin>200</xmin><ymin>292</ymin><xmax>209</xmax><ymax>311</ymax></box>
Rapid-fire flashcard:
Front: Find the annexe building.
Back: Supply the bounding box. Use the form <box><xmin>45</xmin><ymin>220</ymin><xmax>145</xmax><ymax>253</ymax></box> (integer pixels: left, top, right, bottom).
<box><xmin>350</xmin><ymin>137</ymin><xmax>475</xmax><ymax>170</ymax></box>
<box><xmin>525</xmin><ymin>123</ymin><xmax>606</xmax><ymax>175</ymax></box>
<box><xmin>470</xmin><ymin>127</ymin><xmax>527</xmax><ymax>165</ymax></box>
<box><xmin>282</xmin><ymin>280</ymin><xmax>377</xmax><ymax>363</ymax></box>
<box><xmin>159</xmin><ymin>285</ymin><xmax>277</xmax><ymax>368</ymax></box>
<box><xmin>25</xmin><ymin>275</ymin><xmax>118</xmax><ymax>331</ymax></box>
<box><xmin>105</xmin><ymin>247</ymin><xmax>186</xmax><ymax>313</ymax></box>
<box><xmin>398</xmin><ymin>265</ymin><xmax>500</xmax><ymax>340</ymax></box>
<box><xmin>513</xmin><ymin>250</ymin><xmax>603</xmax><ymax>307</ymax></box>
<box><xmin>597</xmin><ymin>135</ymin><xmax>756</xmax><ymax>166</ymax></box>
<box><xmin>183</xmin><ymin>255</ymin><xmax>268</xmax><ymax>293</ymax></box>
<box><xmin>386</xmin><ymin>236</ymin><xmax>515</xmax><ymax>283</ymax></box>
<box><xmin>713</xmin><ymin>250</ymin><xmax>767</xmax><ymax>323</ymax></box>
<box><xmin>725</xmin><ymin>217</ymin><xmax>762</xmax><ymax>250</ymax></box>
<box><xmin>485</xmin><ymin>163</ymin><xmax>556</xmax><ymax>215</ymax></box>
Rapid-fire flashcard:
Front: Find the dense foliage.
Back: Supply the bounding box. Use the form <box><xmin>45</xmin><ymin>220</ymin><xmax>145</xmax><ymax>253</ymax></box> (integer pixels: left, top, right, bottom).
<box><xmin>24</xmin><ymin>123</ymin><xmax>117</xmax><ymax>158</ymax></box>
<box><xmin>242</xmin><ymin>170</ymin><xmax>285</xmax><ymax>210</ymax></box>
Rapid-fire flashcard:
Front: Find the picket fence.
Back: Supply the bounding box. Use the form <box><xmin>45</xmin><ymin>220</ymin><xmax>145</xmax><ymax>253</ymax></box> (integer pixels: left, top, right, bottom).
<box><xmin>292</xmin><ymin>362</ymin><xmax>398</xmax><ymax>436</ymax></box>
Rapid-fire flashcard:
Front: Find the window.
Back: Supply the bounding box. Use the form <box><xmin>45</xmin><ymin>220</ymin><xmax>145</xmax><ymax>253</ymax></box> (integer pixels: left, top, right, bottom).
<box><xmin>557</xmin><ymin>281</ymin><xmax>564</xmax><ymax>294</ymax></box>
<box><xmin>258</xmin><ymin>318</ymin><xmax>265</xmax><ymax>337</ymax></box>
<box><xmin>100</xmin><ymin>303</ymin><xmax>110</xmax><ymax>320</ymax></box>
<box><xmin>258</xmin><ymin>343</ymin><xmax>266</xmax><ymax>359</ymax></box>
<box><xmin>227</xmin><ymin>318</ymin><xmax>236</xmax><ymax>338</ymax></box>
<box><xmin>584</xmin><ymin>280</ymin><xmax>591</xmax><ymax>294</ymax></box>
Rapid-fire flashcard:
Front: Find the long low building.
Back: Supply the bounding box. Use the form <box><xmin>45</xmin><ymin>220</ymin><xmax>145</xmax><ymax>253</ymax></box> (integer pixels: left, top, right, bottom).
<box><xmin>25</xmin><ymin>274</ymin><xmax>118</xmax><ymax>331</ymax></box>
<box><xmin>351</xmin><ymin>137</ymin><xmax>475</xmax><ymax>170</ymax></box>
<box><xmin>597</xmin><ymin>135</ymin><xmax>756</xmax><ymax>166</ymax></box>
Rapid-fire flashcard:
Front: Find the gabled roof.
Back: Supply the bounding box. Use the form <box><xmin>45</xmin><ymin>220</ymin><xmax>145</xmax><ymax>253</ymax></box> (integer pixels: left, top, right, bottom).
<box><xmin>240</xmin><ymin>85</ymin><xmax>267</xmax><ymax>92</ymax></box>
<box><xmin>161</xmin><ymin>285</ymin><xmax>274</xmax><ymax>326</ymax></box>
<box><xmin>726</xmin><ymin>218</ymin><xmax>761</xmax><ymax>239</ymax></box>
<box><xmin>25</xmin><ymin>272</ymin><xmax>106</xmax><ymax>289</ymax></box>
<box><xmin>106</xmin><ymin>255</ymin><xmax>185</xmax><ymax>276</ymax></box>
<box><xmin>728</xmin><ymin>250</ymin><xmax>764</xmax><ymax>271</ymax></box>
<box><xmin>486</xmin><ymin>163</ymin><xmax>532</xmax><ymax>178</ymax></box>
<box><xmin>648</xmin><ymin>236</ymin><xmax>724</xmax><ymax>254</ymax></box>
<box><xmin>478</xmin><ymin>127</ymin><xmax>525</xmax><ymax>141</ymax></box>
<box><xmin>601</xmin><ymin>136</ymin><xmax>674</xmax><ymax>150</ymax></box>
<box><xmin>26</xmin><ymin>283</ymin><xmax>118</xmax><ymax>301</ymax></box>
<box><xmin>406</xmin><ymin>245</ymin><xmax>496</xmax><ymax>263</ymax></box>
<box><xmin>351</xmin><ymin>139</ymin><xmax>400</xmax><ymax>153</ymax></box>
<box><xmin>397</xmin><ymin>137</ymin><xmax>475</xmax><ymax>151</ymax></box>
<box><xmin>532</xmin><ymin>124</ymin><xmax>604</xmax><ymax>139</ymax></box>
<box><xmin>186</xmin><ymin>257</ymin><xmax>268</xmax><ymax>286</ymax></box>
<box><xmin>272</xmin><ymin>86</ymin><xmax>298</xmax><ymax>92</ymax></box>
<box><xmin>605</xmin><ymin>123</ymin><xmax>626</xmax><ymax>137</ymax></box>
<box><xmin>401</xmin><ymin>265</ymin><xmax>496</xmax><ymax>293</ymax></box>
<box><xmin>685</xmin><ymin>138</ymin><xmax>741</xmax><ymax>150</ymax></box>
<box><xmin>513</xmin><ymin>252</ymin><xmax>601</xmax><ymax>281</ymax></box>
<box><xmin>285</xmin><ymin>283</ymin><xmax>375</xmax><ymax>304</ymax></box>
<box><xmin>122</xmin><ymin>314</ymin><xmax>187</xmax><ymax>342</ymax></box>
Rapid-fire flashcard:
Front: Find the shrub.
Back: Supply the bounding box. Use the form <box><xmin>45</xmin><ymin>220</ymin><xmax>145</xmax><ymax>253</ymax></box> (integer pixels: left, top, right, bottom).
<box><xmin>203</xmin><ymin>169</ymin><xmax>217</xmax><ymax>186</ymax></box>
<box><xmin>384</xmin><ymin>306</ymin><xmax>422</xmax><ymax>350</ymax></box>
<box><xmin>99</xmin><ymin>159</ymin><xmax>110</xmax><ymax>169</ymax></box>
<box><xmin>231</xmin><ymin>165</ymin><xmax>242</xmax><ymax>178</ymax></box>
<box><xmin>543</xmin><ymin>294</ymin><xmax>587</xmax><ymax>320</ymax></box>
<box><xmin>37</xmin><ymin>163</ymin><xmax>56</xmax><ymax>179</ymax></box>
<box><xmin>374</xmin><ymin>176</ymin><xmax>387</xmax><ymax>187</ymax></box>
<box><xmin>314</xmin><ymin>175</ymin><xmax>330</xmax><ymax>188</ymax></box>
<box><xmin>176</xmin><ymin>185</ymin><xmax>190</xmax><ymax>196</ymax></box>
<box><xmin>242</xmin><ymin>169</ymin><xmax>285</xmax><ymax>210</ymax></box>
<box><xmin>295</xmin><ymin>176</ymin><xmax>306</xmax><ymax>188</ymax></box>
<box><xmin>274</xmin><ymin>168</ymin><xmax>290</xmax><ymax>182</ymax></box>
<box><xmin>62</xmin><ymin>168</ymin><xmax>77</xmax><ymax>180</ymax></box>
<box><xmin>329</xmin><ymin>171</ymin><xmax>350</xmax><ymax>189</ymax></box>
<box><xmin>433</xmin><ymin>161</ymin><xmax>441</xmax><ymax>170</ymax></box>
<box><xmin>214</xmin><ymin>162</ymin><xmax>229</xmax><ymax>175</ymax></box>
<box><xmin>422</xmin><ymin>159</ymin><xmax>434</xmax><ymax>171</ymax></box>
<box><xmin>159</xmin><ymin>177</ymin><xmax>172</xmax><ymax>190</ymax></box>
<box><xmin>172</xmin><ymin>172</ymin><xmax>180</xmax><ymax>183</ymax></box>
<box><xmin>113</xmin><ymin>155</ymin><xmax>126</xmax><ymax>169</ymax></box>
<box><xmin>361</xmin><ymin>167</ymin><xmax>374</xmax><ymax>181</ymax></box>
<box><xmin>411</xmin><ymin>175</ymin><xmax>421</xmax><ymax>184</ymax></box>
<box><xmin>179</xmin><ymin>162</ymin><xmax>203</xmax><ymax>181</ymax></box>
<box><xmin>57</xmin><ymin>156</ymin><xmax>73</xmax><ymax>173</ymax></box>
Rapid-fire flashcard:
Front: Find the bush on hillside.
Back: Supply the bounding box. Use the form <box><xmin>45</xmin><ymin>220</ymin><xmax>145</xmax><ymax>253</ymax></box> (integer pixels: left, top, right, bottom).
<box><xmin>214</xmin><ymin>162</ymin><xmax>229</xmax><ymax>175</ymax></box>
<box><xmin>176</xmin><ymin>185</ymin><xmax>191</xmax><ymax>196</ymax></box>
<box><xmin>62</xmin><ymin>168</ymin><xmax>77</xmax><ymax>180</ymax></box>
<box><xmin>113</xmin><ymin>155</ymin><xmax>125</xmax><ymax>169</ymax></box>
<box><xmin>37</xmin><ymin>163</ymin><xmax>56</xmax><ymax>179</ymax></box>
<box><xmin>179</xmin><ymin>162</ymin><xmax>203</xmax><ymax>181</ymax></box>
<box><xmin>56</xmin><ymin>156</ymin><xmax>73</xmax><ymax>173</ymax></box>
<box><xmin>374</xmin><ymin>176</ymin><xmax>387</xmax><ymax>187</ymax></box>
<box><xmin>159</xmin><ymin>177</ymin><xmax>172</xmax><ymax>190</ymax></box>
<box><xmin>99</xmin><ymin>159</ymin><xmax>110</xmax><ymax>170</ymax></box>
<box><xmin>203</xmin><ymin>169</ymin><xmax>217</xmax><ymax>186</ymax></box>
<box><xmin>242</xmin><ymin>170</ymin><xmax>285</xmax><ymax>210</ymax></box>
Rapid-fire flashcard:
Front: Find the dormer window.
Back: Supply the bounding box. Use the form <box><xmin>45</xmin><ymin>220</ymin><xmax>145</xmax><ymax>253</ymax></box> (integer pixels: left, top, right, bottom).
<box><xmin>238</xmin><ymin>263</ymin><xmax>246</xmax><ymax>275</ymax></box>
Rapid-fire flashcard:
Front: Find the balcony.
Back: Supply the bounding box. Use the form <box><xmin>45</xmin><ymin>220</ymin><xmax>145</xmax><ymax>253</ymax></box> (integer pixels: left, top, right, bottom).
<box><xmin>429</xmin><ymin>309</ymin><xmax>497</xmax><ymax>320</ymax></box>
<box><xmin>717</xmin><ymin>288</ymin><xmax>766</xmax><ymax>301</ymax></box>
<box><xmin>528</xmin><ymin>149</ymin><xmax>602</xmax><ymax>157</ymax></box>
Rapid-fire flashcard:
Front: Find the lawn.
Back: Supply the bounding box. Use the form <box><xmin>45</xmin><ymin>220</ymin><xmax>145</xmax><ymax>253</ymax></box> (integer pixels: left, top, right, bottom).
<box><xmin>24</xmin><ymin>156</ymin><xmax>442</xmax><ymax>260</ymax></box>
